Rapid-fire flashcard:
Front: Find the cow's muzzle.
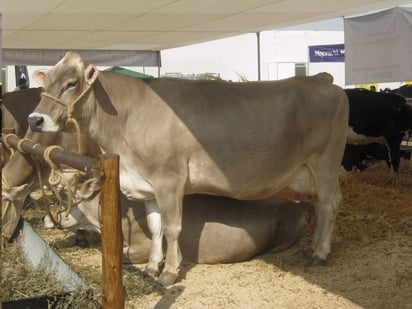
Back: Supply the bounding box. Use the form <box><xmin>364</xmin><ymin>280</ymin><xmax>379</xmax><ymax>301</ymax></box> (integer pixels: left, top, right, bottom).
<box><xmin>28</xmin><ymin>112</ymin><xmax>61</xmax><ymax>132</ymax></box>
<box><xmin>45</xmin><ymin>204</ymin><xmax>64</xmax><ymax>229</ymax></box>
<box><xmin>28</xmin><ymin>114</ymin><xmax>45</xmax><ymax>131</ymax></box>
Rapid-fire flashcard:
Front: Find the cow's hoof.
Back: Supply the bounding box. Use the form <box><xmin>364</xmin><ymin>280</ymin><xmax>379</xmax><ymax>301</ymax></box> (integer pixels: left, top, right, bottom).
<box><xmin>309</xmin><ymin>256</ymin><xmax>327</xmax><ymax>266</ymax></box>
<box><xmin>303</xmin><ymin>248</ymin><xmax>314</xmax><ymax>261</ymax></box>
<box><xmin>75</xmin><ymin>230</ymin><xmax>89</xmax><ymax>248</ymax></box>
<box><xmin>158</xmin><ymin>271</ymin><xmax>178</xmax><ymax>286</ymax></box>
<box><xmin>303</xmin><ymin>248</ymin><xmax>327</xmax><ymax>266</ymax></box>
<box><xmin>76</xmin><ymin>240</ymin><xmax>89</xmax><ymax>248</ymax></box>
<box><xmin>145</xmin><ymin>262</ymin><xmax>163</xmax><ymax>277</ymax></box>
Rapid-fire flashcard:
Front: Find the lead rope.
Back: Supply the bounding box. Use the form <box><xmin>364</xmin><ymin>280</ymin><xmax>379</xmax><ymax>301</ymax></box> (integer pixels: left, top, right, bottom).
<box><xmin>43</xmin><ymin>145</ymin><xmax>78</xmax><ymax>218</ymax></box>
<box><xmin>1</xmin><ymin>173</ymin><xmax>13</xmax><ymax>240</ymax></box>
<box><xmin>3</xmin><ymin>134</ymin><xmax>49</xmax><ymax>222</ymax></box>
<box><xmin>3</xmin><ymin>134</ymin><xmax>58</xmax><ymax>220</ymax></box>
<box><xmin>3</xmin><ymin>133</ymin><xmax>19</xmax><ymax>156</ymax></box>
<box><xmin>34</xmin><ymin>157</ymin><xmax>56</xmax><ymax>220</ymax></box>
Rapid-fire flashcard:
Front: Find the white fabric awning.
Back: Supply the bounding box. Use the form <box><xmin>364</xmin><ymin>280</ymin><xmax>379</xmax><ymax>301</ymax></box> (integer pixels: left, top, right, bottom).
<box><xmin>344</xmin><ymin>7</ymin><xmax>412</xmax><ymax>85</ymax></box>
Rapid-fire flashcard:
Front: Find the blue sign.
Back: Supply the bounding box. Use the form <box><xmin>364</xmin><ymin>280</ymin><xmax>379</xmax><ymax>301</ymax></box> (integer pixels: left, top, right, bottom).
<box><xmin>309</xmin><ymin>44</ymin><xmax>345</xmax><ymax>62</ymax></box>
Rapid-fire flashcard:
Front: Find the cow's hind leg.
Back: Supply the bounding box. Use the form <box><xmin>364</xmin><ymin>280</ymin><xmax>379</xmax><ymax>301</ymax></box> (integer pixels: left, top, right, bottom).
<box><xmin>289</xmin><ymin>162</ymin><xmax>342</xmax><ymax>265</ymax></box>
<box><xmin>307</xmin><ymin>162</ymin><xmax>342</xmax><ymax>265</ymax></box>
<box><xmin>309</xmin><ymin>182</ymin><xmax>341</xmax><ymax>264</ymax></box>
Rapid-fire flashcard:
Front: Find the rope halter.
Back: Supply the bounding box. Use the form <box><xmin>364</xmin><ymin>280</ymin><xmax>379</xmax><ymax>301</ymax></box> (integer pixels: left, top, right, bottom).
<box><xmin>40</xmin><ymin>84</ymin><xmax>93</xmax><ymax>119</ymax></box>
<box><xmin>40</xmin><ymin>80</ymin><xmax>95</xmax><ymax>154</ymax></box>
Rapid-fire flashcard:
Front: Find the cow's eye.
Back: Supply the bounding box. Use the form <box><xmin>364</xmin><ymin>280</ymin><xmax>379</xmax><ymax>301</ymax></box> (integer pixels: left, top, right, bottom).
<box><xmin>65</xmin><ymin>81</ymin><xmax>77</xmax><ymax>91</ymax></box>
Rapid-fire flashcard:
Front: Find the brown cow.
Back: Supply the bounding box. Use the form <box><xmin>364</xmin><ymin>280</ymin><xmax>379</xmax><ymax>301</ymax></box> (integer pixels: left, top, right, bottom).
<box><xmin>43</xmin><ymin>177</ymin><xmax>314</xmax><ymax>264</ymax></box>
<box><xmin>29</xmin><ymin>51</ymin><xmax>349</xmax><ymax>285</ymax></box>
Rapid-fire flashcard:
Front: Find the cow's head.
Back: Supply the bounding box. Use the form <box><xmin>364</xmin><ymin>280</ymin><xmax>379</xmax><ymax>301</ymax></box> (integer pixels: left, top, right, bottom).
<box><xmin>400</xmin><ymin>103</ymin><xmax>412</xmax><ymax>132</ymax></box>
<box><xmin>28</xmin><ymin>52</ymin><xmax>98</xmax><ymax>133</ymax></box>
<box><xmin>2</xmin><ymin>183</ymin><xmax>33</xmax><ymax>241</ymax></box>
<box><xmin>43</xmin><ymin>177</ymin><xmax>101</xmax><ymax>233</ymax></box>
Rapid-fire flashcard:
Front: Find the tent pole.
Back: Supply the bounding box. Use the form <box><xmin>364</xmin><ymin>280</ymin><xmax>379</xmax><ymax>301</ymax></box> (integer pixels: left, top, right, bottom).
<box><xmin>256</xmin><ymin>32</ymin><xmax>261</xmax><ymax>81</ymax></box>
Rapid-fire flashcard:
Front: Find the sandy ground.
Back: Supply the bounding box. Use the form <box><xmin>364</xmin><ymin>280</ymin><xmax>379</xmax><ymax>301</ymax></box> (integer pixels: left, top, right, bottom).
<box><xmin>22</xmin><ymin>160</ymin><xmax>412</xmax><ymax>309</ymax></box>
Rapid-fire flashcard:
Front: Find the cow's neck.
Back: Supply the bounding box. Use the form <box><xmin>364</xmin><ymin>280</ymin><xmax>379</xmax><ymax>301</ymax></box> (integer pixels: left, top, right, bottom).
<box><xmin>86</xmin><ymin>74</ymin><xmax>143</xmax><ymax>154</ymax></box>
<box><xmin>84</xmin><ymin>74</ymin><xmax>156</xmax><ymax>199</ymax></box>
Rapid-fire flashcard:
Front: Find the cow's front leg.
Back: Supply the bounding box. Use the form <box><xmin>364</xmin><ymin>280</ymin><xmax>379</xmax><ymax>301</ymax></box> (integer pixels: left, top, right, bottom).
<box><xmin>144</xmin><ymin>200</ymin><xmax>164</xmax><ymax>276</ymax></box>
<box><xmin>155</xmin><ymin>191</ymin><xmax>184</xmax><ymax>286</ymax></box>
<box><xmin>159</xmin><ymin>219</ymin><xmax>182</xmax><ymax>286</ymax></box>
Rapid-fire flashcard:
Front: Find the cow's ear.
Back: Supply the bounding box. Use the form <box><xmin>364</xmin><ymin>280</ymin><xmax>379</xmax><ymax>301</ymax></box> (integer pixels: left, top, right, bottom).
<box><xmin>32</xmin><ymin>69</ymin><xmax>49</xmax><ymax>86</ymax></box>
<box><xmin>2</xmin><ymin>183</ymin><xmax>32</xmax><ymax>202</ymax></box>
<box><xmin>77</xmin><ymin>177</ymin><xmax>101</xmax><ymax>199</ymax></box>
<box><xmin>85</xmin><ymin>64</ymin><xmax>99</xmax><ymax>85</ymax></box>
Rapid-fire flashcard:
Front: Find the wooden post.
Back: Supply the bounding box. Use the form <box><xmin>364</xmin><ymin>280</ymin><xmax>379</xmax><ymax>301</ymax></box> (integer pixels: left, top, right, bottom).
<box><xmin>99</xmin><ymin>154</ymin><xmax>125</xmax><ymax>309</ymax></box>
<box><xmin>2</xmin><ymin>128</ymin><xmax>16</xmax><ymax>166</ymax></box>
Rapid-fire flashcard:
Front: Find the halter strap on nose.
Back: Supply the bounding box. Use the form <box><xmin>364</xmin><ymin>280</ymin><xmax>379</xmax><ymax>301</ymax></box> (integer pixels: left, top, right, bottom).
<box><xmin>40</xmin><ymin>84</ymin><xmax>93</xmax><ymax>118</ymax></box>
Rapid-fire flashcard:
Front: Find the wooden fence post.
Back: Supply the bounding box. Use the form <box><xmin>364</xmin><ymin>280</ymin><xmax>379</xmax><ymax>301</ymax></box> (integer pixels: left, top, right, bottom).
<box><xmin>99</xmin><ymin>154</ymin><xmax>125</xmax><ymax>309</ymax></box>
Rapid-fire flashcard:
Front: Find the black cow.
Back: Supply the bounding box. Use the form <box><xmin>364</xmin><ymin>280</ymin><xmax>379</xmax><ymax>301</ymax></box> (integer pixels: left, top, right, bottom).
<box><xmin>344</xmin><ymin>88</ymin><xmax>412</xmax><ymax>172</ymax></box>
<box><xmin>342</xmin><ymin>143</ymin><xmax>389</xmax><ymax>172</ymax></box>
<box><xmin>390</xmin><ymin>84</ymin><xmax>412</xmax><ymax>99</ymax></box>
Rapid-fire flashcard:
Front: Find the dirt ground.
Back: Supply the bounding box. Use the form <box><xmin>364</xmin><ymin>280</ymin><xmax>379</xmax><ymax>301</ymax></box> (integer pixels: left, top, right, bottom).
<box><xmin>22</xmin><ymin>160</ymin><xmax>412</xmax><ymax>309</ymax></box>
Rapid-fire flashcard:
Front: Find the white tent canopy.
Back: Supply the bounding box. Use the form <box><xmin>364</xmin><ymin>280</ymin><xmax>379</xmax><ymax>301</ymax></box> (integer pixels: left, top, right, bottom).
<box><xmin>344</xmin><ymin>7</ymin><xmax>412</xmax><ymax>85</ymax></box>
<box><xmin>3</xmin><ymin>0</ymin><xmax>412</xmax><ymax>51</ymax></box>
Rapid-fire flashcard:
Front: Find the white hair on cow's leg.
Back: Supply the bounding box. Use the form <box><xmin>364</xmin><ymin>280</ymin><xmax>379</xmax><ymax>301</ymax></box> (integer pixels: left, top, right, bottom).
<box><xmin>144</xmin><ymin>200</ymin><xmax>164</xmax><ymax>276</ymax></box>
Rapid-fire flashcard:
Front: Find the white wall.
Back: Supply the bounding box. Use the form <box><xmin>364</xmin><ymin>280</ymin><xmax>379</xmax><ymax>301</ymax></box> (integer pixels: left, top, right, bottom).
<box><xmin>151</xmin><ymin>33</ymin><xmax>260</xmax><ymax>82</ymax></box>
<box><xmin>260</xmin><ymin>31</ymin><xmax>345</xmax><ymax>86</ymax></box>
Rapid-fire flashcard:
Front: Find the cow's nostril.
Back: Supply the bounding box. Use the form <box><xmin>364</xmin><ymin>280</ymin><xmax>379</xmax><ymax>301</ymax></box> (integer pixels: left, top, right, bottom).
<box><xmin>28</xmin><ymin>115</ymin><xmax>45</xmax><ymax>130</ymax></box>
<box><xmin>35</xmin><ymin>117</ymin><xmax>44</xmax><ymax>126</ymax></box>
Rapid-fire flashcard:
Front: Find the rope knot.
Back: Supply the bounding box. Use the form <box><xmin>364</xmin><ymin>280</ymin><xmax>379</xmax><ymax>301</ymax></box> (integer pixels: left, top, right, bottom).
<box><xmin>4</xmin><ymin>133</ymin><xmax>20</xmax><ymax>155</ymax></box>
<box><xmin>44</xmin><ymin>145</ymin><xmax>64</xmax><ymax>186</ymax></box>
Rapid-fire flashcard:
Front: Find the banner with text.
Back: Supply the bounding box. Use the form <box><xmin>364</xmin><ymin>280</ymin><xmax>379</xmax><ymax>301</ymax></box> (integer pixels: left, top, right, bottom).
<box><xmin>309</xmin><ymin>44</ymin><xmax>345</xmax><ymax>63</ymax></box>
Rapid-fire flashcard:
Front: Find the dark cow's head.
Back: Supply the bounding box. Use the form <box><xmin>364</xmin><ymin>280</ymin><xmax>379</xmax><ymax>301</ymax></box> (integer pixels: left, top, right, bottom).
<box><xmin>399</xmin><ymin>103</ymin><xmax>412</xmax><ymax>132</ymax></box>
<box><xmin>28</xmin><ymin>52</ymin><xmax>99</xmax><ymax>133</ymax></box>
